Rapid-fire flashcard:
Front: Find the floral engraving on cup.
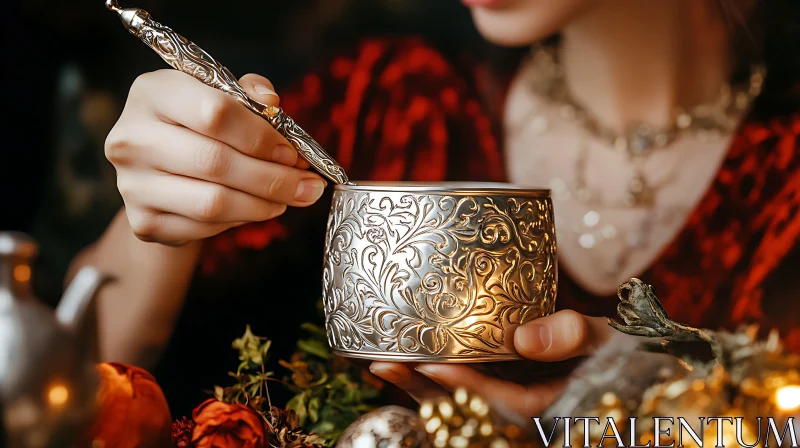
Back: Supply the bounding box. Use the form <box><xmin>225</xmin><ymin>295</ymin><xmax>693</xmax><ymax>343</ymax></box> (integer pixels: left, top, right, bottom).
<box><xmin>322</xmin><ymin>188</ymin><xmax>557</xmax><ymax>360</ymax></box>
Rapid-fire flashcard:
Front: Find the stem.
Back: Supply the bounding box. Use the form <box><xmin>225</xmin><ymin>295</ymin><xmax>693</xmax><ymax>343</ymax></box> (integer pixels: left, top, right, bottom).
<box><xmin>263</xmin><ymin>364</ymin><xmax>273</xmax><ymax>410</ymax></box>
<box><xmin>268</xmin><ymin>378</ymin><xmax>293</xmax><ymax>388</ymax></box>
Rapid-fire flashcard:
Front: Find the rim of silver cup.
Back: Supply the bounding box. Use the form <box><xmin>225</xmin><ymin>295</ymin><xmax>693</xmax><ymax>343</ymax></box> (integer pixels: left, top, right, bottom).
<box><xmin>334</xmin><ymin>181</ymin><xmax>552</xmax><ymax>197</ymax></box>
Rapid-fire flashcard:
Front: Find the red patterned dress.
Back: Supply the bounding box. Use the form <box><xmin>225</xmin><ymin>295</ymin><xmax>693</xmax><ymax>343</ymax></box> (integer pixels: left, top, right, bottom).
<box><xmin>152</xmin><ymin>38</ymin><xmax>800</xmax><ymax>415</ymax></box>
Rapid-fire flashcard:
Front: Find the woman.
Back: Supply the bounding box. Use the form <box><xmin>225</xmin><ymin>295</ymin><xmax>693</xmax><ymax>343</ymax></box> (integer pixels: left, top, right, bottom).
<box><xmin>71</xmin><ymin>0</ymin><xmax>800</xmax><ymax>418</ymax></box>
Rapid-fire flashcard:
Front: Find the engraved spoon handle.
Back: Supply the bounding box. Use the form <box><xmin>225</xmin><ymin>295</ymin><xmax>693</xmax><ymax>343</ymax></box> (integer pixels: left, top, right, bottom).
<box><xmin>105</xmin><ymin>0</ymin><xmax>353</xmax><ymax>185</ymax></box>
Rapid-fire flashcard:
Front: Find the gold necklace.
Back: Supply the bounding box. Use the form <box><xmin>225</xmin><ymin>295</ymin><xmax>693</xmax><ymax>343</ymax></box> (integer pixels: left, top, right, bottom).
<box><xmin>518</xmin><ymin>44</ymin><xmax>766</xmax><ymax>285</ymax></box>
<box><xmin>527</xmin><ymin>44</ymin><xmax>766</xmax><ymax>208</ymax></box>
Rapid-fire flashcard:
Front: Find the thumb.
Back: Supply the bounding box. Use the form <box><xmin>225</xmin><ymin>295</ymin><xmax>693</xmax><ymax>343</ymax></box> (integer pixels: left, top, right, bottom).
<box><xmin>513</xmin><ymin>310</ymin><xmax>616</xmax><ymax>362</ymax></box>
<box><xmin>239</xmin><ymin>73</ymin><xmax>280</xmax><ymax>107</ymax></box>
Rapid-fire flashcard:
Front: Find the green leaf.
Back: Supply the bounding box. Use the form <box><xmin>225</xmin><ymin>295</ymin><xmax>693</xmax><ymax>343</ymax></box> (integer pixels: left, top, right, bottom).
<box><xmin>297</xmin><ymin>338</ymin><xmax>330</xmax><ymax>359</ymax></box>
<box><xmin>309</xmin><ymin>372</ymin><xmax>329</xmax><ymax>388</ymax></box>
<box><xmin>308</xmin><ymin>397</ymin><xmax>321</xmax><ymax>423</ymax></box>
<box><xmin>345</xmin><ymin>385</ymin><xmax>359</xmax><ymax>404</ymax></box>
<box><xmin>221</xmin><ymin>319</ymin><xmax>382</xmax><ymax>448</ymax></box>
<box><xmin>300</xmin><ymin>322</ymin><xmax>328</xmax><ymax>337</ymax></box>
<box><xmin>232</xmin><ymin>325</ymin><xmax>271</xmax><ymax>368</ymax></box>
<box><xmin>231</xmin><ymin>326</ymin><xmax>250</xmax><ymax>351</ymax></box>
<box><xmin>286</xmin><ymin>393</ymin><xmax>308</xmax><ymax>425</ymax></box>
<box><xmin>313</xmin><ymin>421</ymin><xmax>335</xmax><ymax>434</ymax></box>
<box><xmin>361</xmin><ymin>387</ymin><xmax>380</xmax><ymax>400</ymax></box>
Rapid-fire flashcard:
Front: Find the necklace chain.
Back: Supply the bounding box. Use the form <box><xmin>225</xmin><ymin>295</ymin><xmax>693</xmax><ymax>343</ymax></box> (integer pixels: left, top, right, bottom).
<box><xmin>527</xmin><ymin>44</ymin><xmax>766</xmax><ymax>208</ymax></box>
<box><xmin>527</xmin><ymin>44</ymin><xmax>766</xmax><ymax>158</ymax></box>
<box><xmin>521</xmin><ymin>44</ymin><xmax>766</xmax><ymax>284</ymax></box>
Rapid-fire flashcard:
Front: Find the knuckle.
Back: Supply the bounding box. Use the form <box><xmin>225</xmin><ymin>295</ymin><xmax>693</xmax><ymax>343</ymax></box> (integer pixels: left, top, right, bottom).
<box><xmin>196</xmin><ymin>186</ymin><xmax>226</xmax><ymax>221</ymax></box>
<box><xmin>247</xmin><ymin>131</ymin><xmax>267</xmax><ymax>157</ymax></box>
<box><xmin>128</xmin><ymin>211</ymin><xmax>159</xmax><ymax>241</ymax></box>
<box><xmin>198</xmin><ymin>95</ymin><xmax>231</xmax><ymax>136</ymax></box>
<box><xmin>265</xmin><ymin>172</ymin><xmax>288</xmax><ymax>199</ymax></box>
<box><xmin>104</xmin><ymin>126</ymin><xmax>130</xmax><ymax>165</ymax></box>
<box><xmin>195</xmin><ymin>140</ymin><xmax>230</xmax><ymax>178</ymax></box>
<box><xmin>129</xmin><ymin>73</ymin><xmax>151</xmax><ymax>95</ymax></box>
<box><xmin>130</xmin><ymin>69</ymin><xmax>170</xmax><ymax>92</ymax></box>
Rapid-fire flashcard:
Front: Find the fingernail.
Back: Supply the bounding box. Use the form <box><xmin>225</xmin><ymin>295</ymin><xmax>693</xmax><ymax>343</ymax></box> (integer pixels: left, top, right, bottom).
<box><xmin>254</xmin><ymin>84</ymin><xmax>278</xmax><ymax>96</ymax></box>
<box><xmin>516</xmin><ymin>324</ymin><xmax>552</xmax><ymax>354</ymax></box>
<box><xmin>414</xmin><ymin>365</ymin><xmax>441</xmax><ymax>382</ymax></box>
<box><xmin>295</xmin><ymin>178</ymin><xmax>325</xmax><ymax>202</ymax></box>
<box><xmin>272</xmin><ymin>145</ymin><xmax>296</xmax><ymax>165</ymax></box>
<box><xmin>370</xmin><ymin>363</ymin><xmax>407</xmax><ymax>384</ymax></box>
<box><xmin>369</xmin><ymin>366</ymin><xmax>396</xmax><ymax>382</ymax></box>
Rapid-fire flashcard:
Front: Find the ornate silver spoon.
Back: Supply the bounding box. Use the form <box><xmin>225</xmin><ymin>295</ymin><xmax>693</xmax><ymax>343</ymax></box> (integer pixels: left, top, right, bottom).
<box><xmin>105</xmin><ymin>0</ymin><xmax>354</xmax><ymax>186</ymax></box>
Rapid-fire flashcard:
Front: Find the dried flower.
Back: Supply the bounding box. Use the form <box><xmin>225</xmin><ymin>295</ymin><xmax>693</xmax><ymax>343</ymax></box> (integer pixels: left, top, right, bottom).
<box><xmin>171</xmin><ymin>417</ymin><xmax>195</xmax><ymax>448</ymax></box>
<box><xmin>191</xmin><ymin>399</ymin><xmax>268</xmax><ymax>448</ymax></box>
<box><xmin>232</xmin><ymin>325</ymin><xmax>272</xmax><ymax>371</ymax></box>
<box><xmin>280</xmin><ymin>354</ymin><xmax>318</xmax><ymax>390</ymax></box>
<box><xmin>207</xmin><ymin>320</ymin><xmax>383</xmax><ymax>447</ymax></box>
<box><xmin>281</xmin><ymin>322</ymin><xmax>382</xmax><ymax>444</ymax></box>
<box><xmin>217</xmin><ymin>326</ymin><xmax>276</xmax><ymax>411</ymax></box>
<box><xmin>268</xmin><ymin>406</ymin><xmax>327</xmax><ymax>448</ymax></box>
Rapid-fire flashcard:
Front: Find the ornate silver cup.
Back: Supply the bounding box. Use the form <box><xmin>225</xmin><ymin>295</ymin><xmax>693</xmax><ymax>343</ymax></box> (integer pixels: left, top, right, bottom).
<box><xmin>322</xmin><ymin>183</ymin><xmax>557</xmax><ymax>362</ymax></box>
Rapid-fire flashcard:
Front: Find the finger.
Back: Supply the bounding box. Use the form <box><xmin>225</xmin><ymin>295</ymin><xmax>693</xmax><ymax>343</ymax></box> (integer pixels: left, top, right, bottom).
<box><xmin>132</xmin><ymin>70</ymin><xmax>291</xmax><ymax>161</ymax></box>
<box><xmin>413</xmin><ymin>364</ymin><xmax>568</xmax><ymax>421</ymax></box>
<box><xmin>369</xmin><ymin>362</ymin><xmax>450</xmax><ymax>403</ymax></box>
<box><xmin>106</xmin><ymin>117</ymin><xmax>297</xmax><ymax>169</ymax></box>
<box><xmin>125</xmin><ymin>207</ymin><xmax>240</xmax><ymax>244</ymax></box>
<box><xmin>238</xmin><ymin>73</ymin><xmax>280</xmax><ymax>107</ymax></box>
<box><xmin>119</xmin><ymin>171</ymin><xmax>287</xmax><ymax>223</ymax></box>
<box><xmin>125</xmin><ymin>122</ymin><xmax>326</xmax><ymax>205</ymax></box>
<box><xmin>239</xmin><ymin>74</ymin><xmax>313</xmax><ymax>170</ymax></box>
<box><xmin>513</xmin><ymin>310</ymin><xmax>615</xmax><ymax>362</ymax></box>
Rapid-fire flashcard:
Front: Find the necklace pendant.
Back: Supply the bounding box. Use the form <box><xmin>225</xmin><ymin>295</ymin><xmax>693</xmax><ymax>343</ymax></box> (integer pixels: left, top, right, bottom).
<box><xmin>627</xmin><ymin>123</ymin><xmax>655</xmax><ymax>157</ymax></box>
<box><xmin>625</xmin><ymin>172</ymin><xmax>654</xmax><ymax>207</ymax></box>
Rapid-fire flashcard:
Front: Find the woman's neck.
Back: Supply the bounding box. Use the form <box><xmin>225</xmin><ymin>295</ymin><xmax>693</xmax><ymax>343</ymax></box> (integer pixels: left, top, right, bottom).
<box><xmin>560</xmin><ymin>0</ymin><xmax>734</xmax><ymax>132</ymax></box>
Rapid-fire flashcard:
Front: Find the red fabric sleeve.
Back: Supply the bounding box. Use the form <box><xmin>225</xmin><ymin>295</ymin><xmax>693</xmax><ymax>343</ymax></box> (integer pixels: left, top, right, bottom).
<box><xmin>277</xmin><ymin>37</ymin><xmax>505</xmax><ymax>182</ymax></box>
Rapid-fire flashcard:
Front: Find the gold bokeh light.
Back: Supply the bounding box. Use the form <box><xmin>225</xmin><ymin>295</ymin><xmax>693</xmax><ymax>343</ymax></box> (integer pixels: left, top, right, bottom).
<box><xmin>775</xmin><ymin>385</ymin><xmax>800</xmax><ymax>412</ymax></box>
<box><xmin>13</xmin><ymin>264</ymin><xmax>31</xmax><ymax>282</ymax></box>
<box><xmin>47</xmin><ymin>384</ymin><xmax>69</xmax><ymax>406</ymax></box>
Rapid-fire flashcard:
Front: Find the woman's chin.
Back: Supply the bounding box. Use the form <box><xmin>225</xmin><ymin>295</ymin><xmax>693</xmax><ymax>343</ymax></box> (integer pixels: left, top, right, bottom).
<box><xmin>469</xmin><ymin>0</ymin><xmax>594</xmax><ymax>47</ymax></box>
<box><xmin>470</xmin><ymin>8</ymin><xmax>557</xmax><ymax>47</ymax></box>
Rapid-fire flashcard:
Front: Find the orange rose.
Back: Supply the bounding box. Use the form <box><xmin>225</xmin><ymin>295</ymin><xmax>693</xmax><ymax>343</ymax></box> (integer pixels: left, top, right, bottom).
<box><xmin>191</xmin><ymin>399</ymin><xmax>268</xmax><ymax>448</ymax></box>
<box><xmin>87</xmin><ymin>362</ymin><xmax>172</xmax><ymax>447</ymax></box>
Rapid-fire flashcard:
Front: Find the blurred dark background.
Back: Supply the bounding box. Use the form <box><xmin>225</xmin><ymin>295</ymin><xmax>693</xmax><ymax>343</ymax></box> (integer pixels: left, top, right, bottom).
<box><xmin>4</xmin><ymin>0</ymin><xmax>799</xmax><ymax>307</ymax></box>
<box><xmin>2</xmin><ymin>0</ymin><xmax>512</xmax><ymax>305</ymax></box>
